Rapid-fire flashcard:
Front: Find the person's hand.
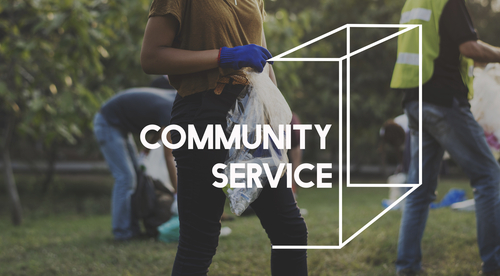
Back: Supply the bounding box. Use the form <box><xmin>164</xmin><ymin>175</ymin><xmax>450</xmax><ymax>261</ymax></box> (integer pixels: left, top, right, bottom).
<box><xmin>218</xmin><ymin>44</ymin><xmax>274</xmax><ymax>73</ymax></box>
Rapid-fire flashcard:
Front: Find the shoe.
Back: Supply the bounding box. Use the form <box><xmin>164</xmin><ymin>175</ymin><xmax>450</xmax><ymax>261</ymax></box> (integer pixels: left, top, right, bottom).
<box><xmin>450</xmin><ymin>199</ymin><xmax>475</xmax><ymax>212</ymax></box>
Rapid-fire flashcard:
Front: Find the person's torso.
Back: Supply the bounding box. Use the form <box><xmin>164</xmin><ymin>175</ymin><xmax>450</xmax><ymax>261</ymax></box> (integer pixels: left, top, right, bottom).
<box><xmin>391</xmin><ymin>0</ymin><xmax>476</xmax><ymax>107</ymax></box>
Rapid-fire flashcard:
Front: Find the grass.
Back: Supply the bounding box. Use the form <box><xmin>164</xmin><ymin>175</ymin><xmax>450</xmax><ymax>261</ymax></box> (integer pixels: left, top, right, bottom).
<box><xmin>0</xmin><ymin>173</ymin><xmax>482</xmax><ymax>275</ymax></box>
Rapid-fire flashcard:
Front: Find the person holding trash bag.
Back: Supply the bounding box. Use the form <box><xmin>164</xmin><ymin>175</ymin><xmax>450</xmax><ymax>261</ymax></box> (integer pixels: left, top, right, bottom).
<box><xmin>141</xmin><ymin>1</ymin><xmax>308</xmax><ymax>275</ymax></box>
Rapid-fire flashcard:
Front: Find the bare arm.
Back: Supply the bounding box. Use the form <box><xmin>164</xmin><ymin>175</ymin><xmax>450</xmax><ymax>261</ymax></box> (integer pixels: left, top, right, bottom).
<box><xmin>141</xmin><ymin>15</ymin><xmax>219</xmax><ymax>75</ymax></box>
<box><xmin>459</xmin><ymin>40</ymin><xmax>500</xmax><ymax>63</ymax></box>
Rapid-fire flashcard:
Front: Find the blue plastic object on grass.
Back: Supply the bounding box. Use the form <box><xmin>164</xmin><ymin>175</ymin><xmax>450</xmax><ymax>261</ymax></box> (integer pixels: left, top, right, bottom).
<box><xmin>158</xmin><ymin>215</ymin><xmax>180</xmax><ymax>243</ymax></box>
<box><xmin>430</xmin><ymin>188</ymin><xmax>467</xmax><ymax>209</ymax></box>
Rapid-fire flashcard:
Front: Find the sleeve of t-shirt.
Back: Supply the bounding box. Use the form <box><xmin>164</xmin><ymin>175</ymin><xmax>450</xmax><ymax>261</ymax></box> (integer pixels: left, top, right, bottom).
<box><xmin>440</xmin><ymin>0</ymin><xmax>478</xmax><ymax>45</ymax></box>
<box><xmin>148</xmin><ymin>0</ymin><xmax>185</xmax><ymax>33</ymax></box>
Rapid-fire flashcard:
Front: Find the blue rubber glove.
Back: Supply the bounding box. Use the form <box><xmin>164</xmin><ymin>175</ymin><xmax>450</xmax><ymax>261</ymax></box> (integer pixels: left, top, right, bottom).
<box><xmin>219</xmin><ymin>44</ymin><xmax>274</xmax><ymax>73</ymax></box>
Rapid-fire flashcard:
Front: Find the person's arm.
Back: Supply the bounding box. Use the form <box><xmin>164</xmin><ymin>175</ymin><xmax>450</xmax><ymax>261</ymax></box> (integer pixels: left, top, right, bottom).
<box><xmin>141</xmin><ymin>15</ymin><xmax>274</xmax><ymax>75</ymax></box>
<box><xmin>163</xmin><ymin>131</ymin><xmax>177</xmax><ymax>193</ymax></box>
<box><xmin>141</xmin><ymin>15</ymin><xmax>219</xmax><ymax>75</ymax></box>
<box><xmin>261</xmin><ymin>30</ymin><xmax>277</xmax><ymax>86</ymax></box>
<box><xmin>460</xmin><ymin>40</ymin><xmax>500</xmax><ymax>63</ymax></box>
<box><xmin>438</xmin><ymin>0</ymin><xmax>500</xmax><ymax>63</ymax></box>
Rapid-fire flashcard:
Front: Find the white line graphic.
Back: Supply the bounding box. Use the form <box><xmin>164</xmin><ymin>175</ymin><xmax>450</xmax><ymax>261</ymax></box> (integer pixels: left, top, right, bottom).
<box><xmin>270</xmin><ymin>24</ymin><xmax>423</xmax><ymax>250</ymax></box>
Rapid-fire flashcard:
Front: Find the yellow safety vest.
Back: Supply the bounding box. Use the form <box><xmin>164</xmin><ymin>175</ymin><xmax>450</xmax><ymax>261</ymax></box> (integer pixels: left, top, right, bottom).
<box><xmin>390</xmin><ymin>0</ymin><xmax>474</xmax><ymax>99</ymax></box>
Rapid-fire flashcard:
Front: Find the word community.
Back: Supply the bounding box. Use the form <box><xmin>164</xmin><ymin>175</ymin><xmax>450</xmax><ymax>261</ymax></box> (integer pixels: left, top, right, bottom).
<box><xmin>140</xmin><ymin>123</ymin><xmax>334</xmax><ymax>189</ymax></box>
<box><xmin>140</xmin><ymin>123</ymin><xmax>332</xmax><ymax>150</ymax></box>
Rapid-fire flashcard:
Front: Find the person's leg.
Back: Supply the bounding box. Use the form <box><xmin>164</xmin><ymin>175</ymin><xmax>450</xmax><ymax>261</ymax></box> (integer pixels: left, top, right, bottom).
<box><xmin>396</xmin><ymin>101</ymin><xmax>445</xmax><ymax>273</ymax></box>
<box><xmin>250</xmin><ymin>176</ymin><xmax>308</xmax><ymax>276</ymax></box>
<box><xmin>427</xmin><ymin>103</ymin><xmax>500</xmax><ymax>273</ymax></box>
<box><xmin>170</xmin><ymin>82</ymin><xmax>299</xmax><ymax>275</ymax></box>
<box><xmin>125</xmin><ymin>133</ymin><xmax>141</xmax><ymax>236</ymax></box>
<box><xmin>170</xmin><ymin>125</ymin><xmax>227</xmax><ymax>276</ymax></box>
<box><xmin>93</xmin><ymin>113</ymin><xmax>137</xmax><ymax>240</ymax></box>
<box><xmin>126</xmin><ymin>133</ymin><xmax>140</xmax><ymax>170</ymax></box>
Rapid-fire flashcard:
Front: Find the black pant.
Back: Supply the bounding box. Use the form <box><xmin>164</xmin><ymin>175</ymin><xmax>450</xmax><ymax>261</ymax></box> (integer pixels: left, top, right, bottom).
<box><xmin>170</xmin><ymin>83</ymin><xmax>308</xmax><ymax>276</ymax></box>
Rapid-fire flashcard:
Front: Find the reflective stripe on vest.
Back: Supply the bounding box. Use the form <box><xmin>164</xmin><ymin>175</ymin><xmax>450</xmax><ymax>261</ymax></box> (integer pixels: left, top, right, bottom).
<box><xmin>400</xmin><ymin>8</ymin><xmax>432</xmax><ymax>23</ymax></box>
<box><xmin>396</xmin><ymin>53</ymin><xmax>420</xmax><ymax>66</ymax></box>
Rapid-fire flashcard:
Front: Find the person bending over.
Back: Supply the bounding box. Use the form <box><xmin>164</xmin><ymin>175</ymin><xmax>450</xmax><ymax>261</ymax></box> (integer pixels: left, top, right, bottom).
<box><xmin>93</xmin><ymin>87</ymin><xmax>176</xmax><ymax>241</ymax></box>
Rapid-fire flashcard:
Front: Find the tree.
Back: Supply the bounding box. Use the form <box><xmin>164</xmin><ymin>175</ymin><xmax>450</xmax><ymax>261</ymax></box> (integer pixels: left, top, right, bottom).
<box><xmin>0</xmin><ymin>0</ymin><xmax>152</xmax><ymax>223</ymax></box>
<box><xmin>1</xmin><ymin>111</ymin><xmax>22</xmax><ymax>225</ymax></box>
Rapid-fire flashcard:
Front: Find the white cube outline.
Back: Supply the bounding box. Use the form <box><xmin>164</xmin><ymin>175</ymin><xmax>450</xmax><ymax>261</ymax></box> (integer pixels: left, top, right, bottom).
<box><xmin>269</xmin><ymin>24</ymin><xmax>423</xmax><ymax>250</ymax></box>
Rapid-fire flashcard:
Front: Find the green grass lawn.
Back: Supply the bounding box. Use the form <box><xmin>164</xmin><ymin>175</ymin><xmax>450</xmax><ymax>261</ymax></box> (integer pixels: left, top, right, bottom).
<box><xmin>0</xmin><ymin>173</ymin><xmax>481</xmax><ymax>275</ymax></box>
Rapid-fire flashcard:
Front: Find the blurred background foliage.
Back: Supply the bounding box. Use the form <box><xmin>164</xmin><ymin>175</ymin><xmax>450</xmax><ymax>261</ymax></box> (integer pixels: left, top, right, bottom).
<box><xmin>1</xmin><ymin>0</ymin><xmax>499</xmax><ymax>169</ymax></box>
<box><xmin>0</xmin><ymin>0</ymin><xmax>150</xmax><ymax>149</ymax></box>
<box><xmin>264</xmin><ymin>0</ymin><xmax>500</xmax><ymax>165</ymax></box>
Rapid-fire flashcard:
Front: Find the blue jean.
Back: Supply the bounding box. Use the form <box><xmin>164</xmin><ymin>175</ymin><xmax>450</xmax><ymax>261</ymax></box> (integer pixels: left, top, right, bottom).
<box><xmin>93</xmin><ymin>112</ymin><xmax>140</xmax><ymax>240</ymax></box>
<box><xmin>396</xmin><ymin>100</ymin><xmax>500</xmax><ymax>273</ymax></box>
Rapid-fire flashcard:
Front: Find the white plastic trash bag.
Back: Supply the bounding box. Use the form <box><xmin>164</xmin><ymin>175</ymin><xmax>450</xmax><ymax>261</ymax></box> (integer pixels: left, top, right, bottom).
<box><xmin>471</xmin><ymin>64</ymin><xmax>500</xmax><ymax>159</ymax></box>
<box><xmin>140</xmin><ymin>143</ymin><xmax>175</xmax><ymax>192</ymax></box>
<box><xmin>223</xmin><ymin>64</ymin><xmax>292</xmax><ymax>216</ymax></box>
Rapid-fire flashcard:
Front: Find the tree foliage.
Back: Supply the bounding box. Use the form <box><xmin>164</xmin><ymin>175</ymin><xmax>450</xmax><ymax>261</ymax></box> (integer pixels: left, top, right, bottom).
<box><xmin>264</xmin><ymin>0</ymin><xmax>405</xmax><ymax>164</ymax></box>
<box><xmin>1</xmin><ymin>0</ymin><xmax>499</xmax><ymax>167</ymax></box>
<box><xmin>0</xmin><ymin>0</ymin><xmax>151</xmax><ymax>148</ymax></box>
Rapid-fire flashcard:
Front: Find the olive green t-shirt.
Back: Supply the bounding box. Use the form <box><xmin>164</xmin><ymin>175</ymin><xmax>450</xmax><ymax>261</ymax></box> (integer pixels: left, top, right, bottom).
<box><xmin>148</xmin><ymin>0</ymin><xmax>266</xmax><ymax>97</ymax></box>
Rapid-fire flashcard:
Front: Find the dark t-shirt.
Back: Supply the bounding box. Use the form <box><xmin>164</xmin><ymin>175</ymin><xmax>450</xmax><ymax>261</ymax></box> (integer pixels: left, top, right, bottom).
<box><xmin>100</xmin><ymin>88</ymin><xmax>176</xmax><ymax>134</ymax></box>
<box><xmin>402</xmin><ymin>0</ymin><xmax>478</xmax><ymax>107</ymax></box>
